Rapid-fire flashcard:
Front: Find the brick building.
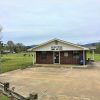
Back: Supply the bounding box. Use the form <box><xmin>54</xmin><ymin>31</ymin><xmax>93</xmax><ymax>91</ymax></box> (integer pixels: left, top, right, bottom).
<box><xmin>32</xmin><ymin>39</ymin><xmax>89</xmax><ymax>65</ymax></box>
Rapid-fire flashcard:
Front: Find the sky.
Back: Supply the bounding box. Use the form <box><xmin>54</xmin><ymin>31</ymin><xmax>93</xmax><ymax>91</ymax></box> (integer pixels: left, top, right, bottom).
<box><xmin>0</xmin><ymin>0</ymin><xmax>100</xmax><ymax>45</ymax></box>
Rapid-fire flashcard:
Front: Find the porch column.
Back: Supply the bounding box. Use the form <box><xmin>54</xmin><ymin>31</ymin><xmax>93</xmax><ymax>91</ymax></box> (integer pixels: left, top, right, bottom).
<box><xmin>91</xmin><ymin>50</ymin><xmax>94</xmax><ymax>61</ymax></box>
<box><xmin>83</xmin><ymin>50</ymin><xmax>85</xmax><ymax>65</ymax></box>
<box><xmin>33</xmin><ymin>52</ymin><xmax>34</xmax><ymax>65</ymax></box>
<box><xmin>59</xmin><ymin>51</ymin><xmax>60</xmax><ymax>64</ymax></box>
<box><xmin>33</xmin><ymin>52</ymin><xmax>36</xmax><ymax>65</ymax></box>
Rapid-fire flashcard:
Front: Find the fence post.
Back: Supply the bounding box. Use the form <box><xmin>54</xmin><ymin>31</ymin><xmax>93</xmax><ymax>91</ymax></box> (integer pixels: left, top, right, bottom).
<box><xmin>4</xmin><ymin>82</ymin><xmax>9</xmax><ymax>91</ymax></box>
<box><xmin>0</xmin><ymin>51</ymin><xmax>2</xmax><ymax>73</ymax></box>
<box><xmin>29</xmin><ymin>93</ymin><xmax>38</xmax><ymax>100</ymax></box>
<box><xmin>0</xmin><ymin>82</ymin><xmax>38</xmax><ymax>100</ymax></box>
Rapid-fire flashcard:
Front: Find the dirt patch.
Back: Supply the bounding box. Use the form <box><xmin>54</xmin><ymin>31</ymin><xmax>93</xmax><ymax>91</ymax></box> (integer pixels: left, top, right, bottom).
<box><xmin>0</xmin><ymin>65</ymin><xmax>100</xmax><ymax>100</ymax></box>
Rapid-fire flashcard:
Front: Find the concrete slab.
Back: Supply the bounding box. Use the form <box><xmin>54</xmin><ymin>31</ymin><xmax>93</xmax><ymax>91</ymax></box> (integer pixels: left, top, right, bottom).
<box><xmin>0</xmin><ymin>66</ymin><xmax>100</xmax><ymax>100</ymax></box>
<box><xmin>33</xmin><ymin>64</ymin><xmax>88</xmax><ymax>68</ymax></box>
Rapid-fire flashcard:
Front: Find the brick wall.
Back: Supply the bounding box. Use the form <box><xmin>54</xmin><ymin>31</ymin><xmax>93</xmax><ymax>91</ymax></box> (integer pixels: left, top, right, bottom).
<box><xmin>36</xmin><ymin>51</ymin><xmax>53</xmax><ymax>64</ymax></box>
<box><xmin>36</xmin><ymin>51</ymin><xmax>87</xmax><ymax>64</ymax></box>
<box><xmin>60</xmin><ymin>51</ymin><xmax>86</xmax><ymax>64</ymax></box>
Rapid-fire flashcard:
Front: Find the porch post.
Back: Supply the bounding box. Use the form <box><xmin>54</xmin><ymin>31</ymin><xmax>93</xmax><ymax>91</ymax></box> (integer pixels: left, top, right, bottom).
<box><xmin>33</xmin><ymin>52</ymin><xmax>34</xmax><ymax>65</ymax></box>
<box><xmin>33</xmin><ymin>52</ymin><xmax>36</xmax><ymax>65</ymax></box>
<box><xmin>53</xmin><ymin>51</ymin><xmax>54</xmax><ymax>64</ymax></box>
<box><xmin>92</xmin><ymin>50</ymin><xmax>94</xmax><ymax>61</ymax></box>
<box><xmin>83</xmin><ymin>50</ymin><xmax>85</xmax><ymax>65</ymax></box>
<box><xmin>59</xmin><ymin>51</ymin><xmax>60</xmax><ymax>64</ymax></box>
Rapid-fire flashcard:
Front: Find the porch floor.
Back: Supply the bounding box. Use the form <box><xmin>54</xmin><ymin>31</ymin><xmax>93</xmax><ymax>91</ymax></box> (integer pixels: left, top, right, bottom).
<box><xmin>33</xmin><ymin>64</ymin><xmax>88</xmax><ymax>68</ymax></box>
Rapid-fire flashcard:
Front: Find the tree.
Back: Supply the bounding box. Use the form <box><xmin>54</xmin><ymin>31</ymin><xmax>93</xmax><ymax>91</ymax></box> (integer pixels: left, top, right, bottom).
<box><xmin>6</xmin><ymin>41</ymin><xmax>27</xmax><ymax>53</ymax></box>
<box><xmin>0</xmin><ymin>25</ymin><xmax>2</xmax><ymax>40</ymax></box>
<box><xmin>14</xmin><ymin>43</ymin><xmax>26</xmax><ymax>53</ymax></box>
<box><xmin>0</xmin><ymin>41</ymin><xmax>3</xmax><ymax>50</ymax></box>
<box><xmin>7</xmin><ymin>41</ymin><xmax>14</xmax><ymax>47</ymax></box>
<box><xmin>95</xmin><ymin>43</ymin><xmax>100</xmax><ymax>54</ymax></box>
<box><xmin>0</xmin><ymin>25</ymin><xmax>3</xmax><ymax>51</ymax></box>
<box><xmin>7</xmin><ymin>41</ymin><xmax>15</xmax><ymax>52</ymax></box>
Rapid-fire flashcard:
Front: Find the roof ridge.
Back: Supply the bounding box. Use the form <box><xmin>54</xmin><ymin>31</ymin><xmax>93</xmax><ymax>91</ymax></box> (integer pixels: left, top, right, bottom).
<box><xmin>32</xmin><ymin>38</ymin><xmax>89</xmax><ymax>50</ymax></box>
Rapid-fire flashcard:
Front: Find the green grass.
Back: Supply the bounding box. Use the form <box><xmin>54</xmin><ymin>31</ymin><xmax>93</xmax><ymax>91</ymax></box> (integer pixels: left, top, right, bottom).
<box><xmin>0</xmin><ymin>52</ymin><xmax>99</xmax><ymax>99</ymax></box>
<box><xmin>0</xmin><ymin>53</ymin><xmax>33</xmax><ymax>73</ymax></box>
<box><xmin>0</xmin><ymin>52</ymin><xmax>100</xmax><ymax>73</ymax></box>
<box><xmin>94</xmin><ymin>54</ymin><xmax>100</xmax><ymax>61</ymax></box>
<box><xmin>0</xmin><ymin>93</ymin><xmax>10</xmax><ymax>100</ymax></box>
<box><xmin>87</xmin><ymin>53</ymin><xmax>100</xmax><ymax>61</ymax></box>
<box><xmin>0</xmin><ymin>53</ymin><xmax>33</xmax><ymax>99</ymax></box>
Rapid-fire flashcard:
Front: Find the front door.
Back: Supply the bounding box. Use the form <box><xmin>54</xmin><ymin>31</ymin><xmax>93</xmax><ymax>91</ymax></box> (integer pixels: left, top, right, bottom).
<box><xmin>53</xmin><ymin>51</ymin><xmax>60</xmax><ymax>64</ymax></box>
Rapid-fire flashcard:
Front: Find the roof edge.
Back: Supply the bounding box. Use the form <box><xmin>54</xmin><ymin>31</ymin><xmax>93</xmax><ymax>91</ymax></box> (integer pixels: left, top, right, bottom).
<box><xmin>32</xmin><ymin>38</ymin><xmax>89</xmax><ymax>50</ymax></box>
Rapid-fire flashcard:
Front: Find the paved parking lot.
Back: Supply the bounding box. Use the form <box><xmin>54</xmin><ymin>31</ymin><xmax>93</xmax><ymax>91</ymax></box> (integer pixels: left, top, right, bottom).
<box><xmin>0</xmin><ymin>65</ymin><xmax>100</xmax><ymax>100</ymax></box>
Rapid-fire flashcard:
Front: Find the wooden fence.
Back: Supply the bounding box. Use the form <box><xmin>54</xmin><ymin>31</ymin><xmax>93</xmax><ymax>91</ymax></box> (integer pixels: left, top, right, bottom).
<box><xmin>0</xmin><ymin>82</ymin><xmax>38</xmax><ymax>100</ymax></box>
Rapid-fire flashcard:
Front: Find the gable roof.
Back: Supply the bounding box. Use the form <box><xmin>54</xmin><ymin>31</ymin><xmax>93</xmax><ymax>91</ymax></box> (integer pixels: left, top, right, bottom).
<box><xmin>32</xmin><ymin>38</ymin><xmax>89</xmax><ymax>51</ymax></box>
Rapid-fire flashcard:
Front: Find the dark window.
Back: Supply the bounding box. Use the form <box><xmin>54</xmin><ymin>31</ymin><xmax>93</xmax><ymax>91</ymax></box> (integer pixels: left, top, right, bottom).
<box><xmin>73</xmin><ymin>51</ymin><xmax>80</xmax><ymax>59</ymax></box>
<box><xmin>41</xmin><ymin>51</ymin><xmax>47</xmax><ymax>59</ymax></box>
<box><xmin>51</xmin><ymin>46</ymin><xmax>55</xmax><ymax>50</ymax></box>
<box><xmin>64</xmin><ymin>52</ymin><xmax>68</xmax><ymax>57</ymax></box>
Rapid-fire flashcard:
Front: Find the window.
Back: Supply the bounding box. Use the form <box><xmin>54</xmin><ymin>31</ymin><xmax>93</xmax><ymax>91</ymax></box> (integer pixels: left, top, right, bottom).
<box><xmin>73</xmin><ymin>51</ymin><xmax>80</xmax><ymax>59</ymax></box>
<box><xmin>41</xmin><ymin>51</ymin><xmax>47</xmax><ymax>59</ymax></box>
<box><xmin>64</xmin><ymin>52</ymin><xmax>68</xmax><ymax>57</ymax></box>
<box><xmin>51</xmin><ymin>46</ymin><xmax>55</xmax><ymax>50</ymax></box>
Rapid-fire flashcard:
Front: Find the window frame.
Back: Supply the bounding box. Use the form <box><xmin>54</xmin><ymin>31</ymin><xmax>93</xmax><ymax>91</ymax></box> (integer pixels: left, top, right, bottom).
<box><xmin>73</xmin><ymin>51</ymin><xmax>80</xmax><ymax>59</ymax></box>
<box><xmin>64</xmin><ymin>52</ymin><xmax>68</xmax><ymax>57</ymax></box>
<box><xmin>41</xmin><ymin>51</ymin><xmax>47</xmax><ymax>59</ymax></box>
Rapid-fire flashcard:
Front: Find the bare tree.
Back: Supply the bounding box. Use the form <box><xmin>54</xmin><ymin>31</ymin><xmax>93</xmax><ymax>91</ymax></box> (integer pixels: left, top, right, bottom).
<box><xmin>0</xmin><ymin>25</ymin><xmax>2</xmax><ymax>40</ymax></box>
<box><xmin>0</xmin><ymin>25</ymin><xmax>3</xmax><ymax>49</ymax></box>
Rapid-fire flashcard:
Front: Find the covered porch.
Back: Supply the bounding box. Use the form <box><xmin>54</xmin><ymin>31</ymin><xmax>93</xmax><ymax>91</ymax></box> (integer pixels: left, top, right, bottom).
<box><xmin>33</xmin><ymin>63</ymin><xmax>88</xmax><ymax>68</ymax></box>
<box><xmin>33</xmin><ymin>50</ymin><xmax>88</xmax><ymax>65</ymax></box>
<box><xmin>32</xmin><ymin>39</ymin><xmax>90</xmax><ymax>66</ymax></box>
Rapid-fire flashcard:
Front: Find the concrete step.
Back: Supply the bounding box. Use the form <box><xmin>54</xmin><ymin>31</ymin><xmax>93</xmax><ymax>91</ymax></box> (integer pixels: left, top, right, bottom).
<box><xmin>33</xmin><ymin>64</ymin><xmax>87</xmax><ymax>68</ymax></box>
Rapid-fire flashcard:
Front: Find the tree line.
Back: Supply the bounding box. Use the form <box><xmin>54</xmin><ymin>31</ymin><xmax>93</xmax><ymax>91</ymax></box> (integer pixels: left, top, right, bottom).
<box><xmin>0</xmin><ymin>26</ymin><xmax>27</xmax><ymax>53</ymax></box>
<box><xmin>0</xmin><ymin>41</ymin><xmax>27</xmax><ymax>53</ymax></box>
<box><xmin>95</xmin><ymin>43</ymin><xmax>100</xmax><ymax>54</ymax></box>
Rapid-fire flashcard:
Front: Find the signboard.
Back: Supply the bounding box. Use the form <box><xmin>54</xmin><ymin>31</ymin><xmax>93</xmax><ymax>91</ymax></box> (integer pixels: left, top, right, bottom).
<box><xmin>51</xmin><ymin>46</ymin><xmax>63</xmax><ymax>51</ymax></box>
<box><xmin>64</xmin><ymin>52</ymin><xmax>68</xmax><ymax>56</ymax></box>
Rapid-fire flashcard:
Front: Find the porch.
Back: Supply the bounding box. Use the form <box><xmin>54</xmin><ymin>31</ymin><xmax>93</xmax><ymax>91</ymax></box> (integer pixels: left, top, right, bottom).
<box><xmin>33</xmin><ymin>64</ymin><xmax>88</xmax><ymax>68</ymax></box>
<box><xmin>33</xmin><ymin>51</ymin><xmax>87</xmax><ymax>65</ymax></box>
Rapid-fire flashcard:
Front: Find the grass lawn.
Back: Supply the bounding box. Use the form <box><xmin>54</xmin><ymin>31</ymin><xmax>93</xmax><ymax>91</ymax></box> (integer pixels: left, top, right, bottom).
<box><xmin>0</xmin><ymin>53</ymin><xmax>33</xmax><ymax>73</ymax></box>
<box><xmin>0</xmin><ymin>52</ymin><xmax>100</xmax><ymax>73</ymax></box>
<box><xmin>0</xmin><ymin>93</ymin><xmax>10</xmax><ymax>100</ymax></box>
<box><xmin>94</xmin><ymin>54</ymin><xmax>100</xmax><ymax>61</ymax></box>
<box><xmin>87</xmin><ymin>53</ymin><xmax>100</xmax><ymax>61</ymax></box>
<box><xmin>0</xmin><ymin>52</ymin><xmax>99</xmax><ymax>99</ymax></box>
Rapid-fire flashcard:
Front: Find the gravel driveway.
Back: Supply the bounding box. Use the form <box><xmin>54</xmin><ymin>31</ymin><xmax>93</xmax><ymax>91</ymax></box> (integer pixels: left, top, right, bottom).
<box><xmin>0</xmin><ymin>63</ymin><xmax>100</xmax><ymax>100</ymax></box>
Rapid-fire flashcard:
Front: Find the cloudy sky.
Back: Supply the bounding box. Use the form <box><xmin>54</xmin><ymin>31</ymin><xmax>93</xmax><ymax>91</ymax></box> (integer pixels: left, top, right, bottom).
<box><xmin>0</xmin><ymin>0</ymin><xmax>100</xmax><ymax>45</ymax></box>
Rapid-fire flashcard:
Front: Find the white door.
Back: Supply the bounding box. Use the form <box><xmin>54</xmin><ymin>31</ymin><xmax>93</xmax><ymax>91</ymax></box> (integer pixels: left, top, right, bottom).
<box><xmin>53</xmin><ymin>51</ymin><xmax>60</xmax><ymax>64</ymax></box>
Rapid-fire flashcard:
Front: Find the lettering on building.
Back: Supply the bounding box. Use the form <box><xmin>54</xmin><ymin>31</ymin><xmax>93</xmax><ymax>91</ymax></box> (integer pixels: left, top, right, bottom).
<box><xmin>51</xmin><ymin>46</ymin><xmax>63</xmax><ymax>50</ymax></box>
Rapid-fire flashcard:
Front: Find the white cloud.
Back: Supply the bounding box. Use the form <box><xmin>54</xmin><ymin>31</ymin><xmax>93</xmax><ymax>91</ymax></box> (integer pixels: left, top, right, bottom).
<box><xmin>0</xmin><ymin>0</ymin><xmax>100</xmax><ymax>44</ymax></box>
